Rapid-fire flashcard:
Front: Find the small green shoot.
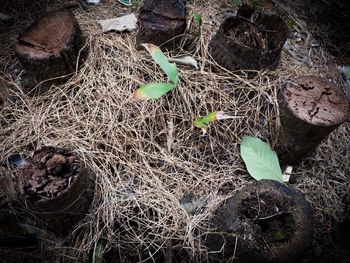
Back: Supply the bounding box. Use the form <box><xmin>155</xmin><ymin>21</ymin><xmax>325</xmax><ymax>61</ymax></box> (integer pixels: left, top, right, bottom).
<box><xmin>240</xmin><ymin>136</ymin><xmax>284</xmax><ymax>183</ymax></box>
<box><xmin>192</xmin><ymin>12</ymin><xmax>202</xmax><ymax>27</ymax></box>
<box><xmin>194</xmin><ymin>111</ymin><xmax>236</xmax><ymax>134</ymax></box>
<box><xmin>132</xmin><ymin>44</ymin><xmax>179</xmax><ymax>101</ymax></box>
<box><xmin>287</xmin><ymin>20</ymin><xmax>297</xmax><ymax>29</ymax></box>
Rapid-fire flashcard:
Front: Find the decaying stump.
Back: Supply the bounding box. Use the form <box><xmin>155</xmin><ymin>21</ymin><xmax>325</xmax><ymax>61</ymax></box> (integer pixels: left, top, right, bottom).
<box><xmin>17</xmin><ymin>147</ymin><xmax>95</xmax><ymax>235</ymax></box>
<box><xmin>136</xmin><ymin>0</ymin><xmax>186</xmax><ymax>49</ymax></box>
<box><xmin>15</xmin><ymin>11</ymin><xmax>87</xmax><ymax>92</ymax></box>
<box><xmin>278</xmin><ymin>75</ymin><xmax>349</xmax><ymax>164</ymax></box>
<box><xmin>206</xmin><ymin>180</ymin><xmax>314</xmax><ymax>263</ymax></box>
<box><xmin>209</xmin><ymin>5</ymin><xmax>288</xmax><ymax>71</ymax></box>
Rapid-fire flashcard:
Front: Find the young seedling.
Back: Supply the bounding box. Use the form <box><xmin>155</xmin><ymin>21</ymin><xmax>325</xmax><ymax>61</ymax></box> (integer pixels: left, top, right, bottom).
<box><xmin>132</xmin><ymin>43</ymin><xmax>179</xmax><ymax>101</ymax></box>
<box><xmin>192</xmin><ymin>12</ymin><xmax>202</xmax><ymax>28</ymax></box>
<box><xmin>194</xmin><ymin>111</ymin><xmax>236</xmax><ymax>134</ymax></box>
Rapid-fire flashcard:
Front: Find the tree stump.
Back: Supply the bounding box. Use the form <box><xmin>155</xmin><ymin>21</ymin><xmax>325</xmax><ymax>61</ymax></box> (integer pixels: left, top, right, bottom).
<box><xmin>206</xmin><ymin>180</ymin><xmax>314</xmax><ymax>263</ymax></box>
<box><xmin>17</xmin><ymin>147</ymin><xmax>95</xmax><ymax>235</ymax></box>
<box><xmin>278</xmin><ymin>75</ymin><xmax>349</xmax><ymax>164</ymax></box>
<box><xmin>136</xmin><ymin>0</ymin><xmax>186</xmax><ymax>50</ymax></box>
<box><xmin>209</xmin><ymin>5</ymin><xmax>288</xmax><ymax>71</ymax></box>
<box><xmin>15</xmin><ymin>11</ymin><xmax>87</xmax><ymax>92</ymax></box>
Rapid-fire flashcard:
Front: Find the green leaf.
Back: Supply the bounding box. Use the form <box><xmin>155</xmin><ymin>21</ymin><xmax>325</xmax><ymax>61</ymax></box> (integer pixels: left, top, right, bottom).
<box><xmin>194</xmin><ymin>112</ymin><xmax>219</xmax><ymax>130</ymax></box>
<box><xmin>192</xmin><ymin>12</ymin><xmax>202</xmax><ymax>27</ymax></box>
<box><xmin>240</xmin><ymin>136</ymin><xmax>283</xmax><ymax>183</ymax></box>
<box><xmin>141</xmin><ymin>43</ymin><xmax>178</xmax><ymax>85</ymax></box>
<box><xmin>194</xmin><ymin>111</ymin><xmax>237</xmax><ymax>134</ymax></box>
<box><xmin>132</xmin><ymin>82</ymin><xmax>175</xmax><ymax>101</ymax></box>
<box><xmin>287</xmin><ymin>20</ymin><xmax>296</xmax><ymax>29</ymax></box>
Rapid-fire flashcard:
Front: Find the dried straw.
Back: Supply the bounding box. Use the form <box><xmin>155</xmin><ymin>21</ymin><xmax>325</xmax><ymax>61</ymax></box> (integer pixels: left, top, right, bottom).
<box><xmin>0</xmin><ymin>0</ymin><xmax>349</xmax><ymax>262</ymax></box>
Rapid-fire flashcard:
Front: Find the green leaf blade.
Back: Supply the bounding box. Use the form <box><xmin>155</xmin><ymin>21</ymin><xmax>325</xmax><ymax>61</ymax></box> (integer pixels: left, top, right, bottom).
<box><xmin>192</xmin><ymin>12</ymin><xmax>202</xmax><ymax>27</ymax></box>
<box><xmin>142</xmin><ymin>43</ymin><xmax>179</xmax><ymax>85</ymax></box>
<box><xmin>194</xmin><ymin>112</ymin><xmax>218</xmax><ymax>130</ymax></box>
<box><xmin>132</xmin><ymin>82</ymin><xmax>175</xmax><ymax>101</ymax></box>
<box><xmin>240</xmin><ymin>136</ymin><xmax>283</xmax><ymax>183</ymax></box>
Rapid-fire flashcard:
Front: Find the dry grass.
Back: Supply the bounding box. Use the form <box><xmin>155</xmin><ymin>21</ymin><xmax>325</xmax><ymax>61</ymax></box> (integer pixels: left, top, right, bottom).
<box><xmin>0</xmin><ymin>0</ymin><xmax>349</xmax><ymax>262</ymax></box>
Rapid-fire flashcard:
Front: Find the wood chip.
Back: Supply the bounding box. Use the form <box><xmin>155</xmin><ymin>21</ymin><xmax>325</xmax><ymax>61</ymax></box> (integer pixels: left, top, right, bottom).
<box><xmin>99</xmin><ymin>13</ymin><xmax>137</xmax><ymax>33</ymax></box>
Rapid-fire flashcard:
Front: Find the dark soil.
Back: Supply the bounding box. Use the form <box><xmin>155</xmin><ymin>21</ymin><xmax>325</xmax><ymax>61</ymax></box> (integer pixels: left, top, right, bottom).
<box><xmin>240</xmin><ymin>190</ymin><xmax>295</xmax><ymax>245</ymax></box>
<box><xmin>21</xmin><ymin>148</ymin><xmax>80</xmax><ymax>203</ymax></box>
<box><xmin>224</xmin><ymin>22</ymin><xmax>268</xmax><ymax>51</ymax></box>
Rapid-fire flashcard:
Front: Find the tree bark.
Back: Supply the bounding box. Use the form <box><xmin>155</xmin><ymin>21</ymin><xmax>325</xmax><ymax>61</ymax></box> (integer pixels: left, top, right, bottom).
<box><xmin>278</xmin><ymin>75</ymin><xmax>349</xmax><ymax>164</ymax></box>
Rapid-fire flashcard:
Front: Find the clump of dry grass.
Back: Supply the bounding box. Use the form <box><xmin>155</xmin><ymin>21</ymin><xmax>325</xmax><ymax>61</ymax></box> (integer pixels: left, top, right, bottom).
<box><xmin>0</xmin><ymin>0</ymin><xmax>349</xmax><ymax>262</ymax></box>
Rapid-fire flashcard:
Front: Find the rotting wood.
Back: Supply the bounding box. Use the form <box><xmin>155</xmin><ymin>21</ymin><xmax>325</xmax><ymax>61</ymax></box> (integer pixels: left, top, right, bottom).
<box><xmin>278</xmin><ymin>75</ymin><xmax>349</xmax><ymax>164</ymax></box>
<box><xmin>206</xmin><ymin>180</ymin><xmax>314</xmax><ymax>263</ymax></box>
<box><xmin>17</xmin><ymin>147</ymin><xmax>95</xmax><ymax>235</ymax></box>
<box><xmin>15</xmin><ymin>11</ymin><xmax>88</xmax><ymax>93</ymax></box>
<box><xmin>209</xmin><ymin>5</ymin><xmax>288</xmax><ymax>71</ymax></box>
<box><xmin>136</xmin><ymin>0</ymin><xmax>186</xmax><ymax>50</ymax></box>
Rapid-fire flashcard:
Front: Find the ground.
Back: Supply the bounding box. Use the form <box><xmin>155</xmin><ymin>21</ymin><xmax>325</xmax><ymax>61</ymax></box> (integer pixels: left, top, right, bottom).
<box><xmin>0</xmin><ymin>0</ymin><xmax>349</xmax><ymax>262</ymax></box>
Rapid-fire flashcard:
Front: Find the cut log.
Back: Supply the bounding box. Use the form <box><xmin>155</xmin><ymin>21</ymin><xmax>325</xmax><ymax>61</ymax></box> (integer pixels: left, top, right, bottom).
<box><xmin>206</xmin><ymin>180</ymin><xmax>314</xmax><ymax>263</ymax></box>
<box><xmin>278</xmin><ymin>75</ymin><xmax>349</xmax><ymax>164</ymax></box>
<box><xmin>15</xmin><ymin>11</ymin><xmax>87</xmax><ymax>90</ymax></box>
<box><xmin>209</xmin><ymin>5</ymin><xmax>288</xmax><ymax>71</ymax></box>
<box><xmin>17</xmin><ymin>147</ymin><xmax>95</xmax><ymax>235</ymax></box>
<box><xmin>136</xmin><ymin>0</ymin><xmax>186</xmax><ymax>50</ymax></box>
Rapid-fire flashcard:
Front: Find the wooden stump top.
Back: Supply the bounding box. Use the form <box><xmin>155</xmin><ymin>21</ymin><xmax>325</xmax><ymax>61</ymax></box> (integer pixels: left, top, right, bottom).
<box><xmin>282</xmin><ymin>75</ymin><xmax>349</xmax><ymax>126</ymax></box>
<box><xmin>140</xmin><ymin>0</ymin><xmax>186</xmax><ymax>20</ymax></box>
<box><xmin>16</xmin><ymin>11</ymin><xmax>75</xmax><ymax>58</ymax></box>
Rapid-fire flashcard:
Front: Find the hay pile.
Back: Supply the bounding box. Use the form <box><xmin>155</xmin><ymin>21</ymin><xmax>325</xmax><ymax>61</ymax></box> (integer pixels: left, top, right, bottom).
<box><xmin>0</xmin><ymin>0</ymin><xmax>349</xmax><ymax>262</ymax></box>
